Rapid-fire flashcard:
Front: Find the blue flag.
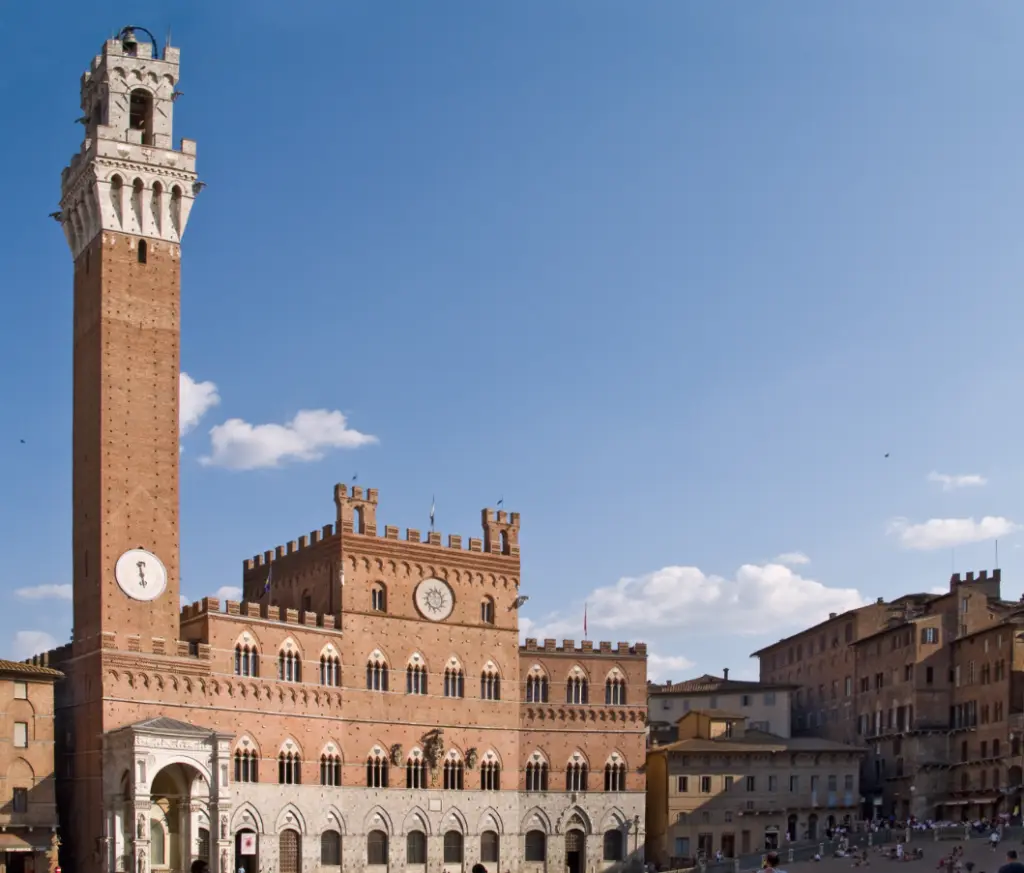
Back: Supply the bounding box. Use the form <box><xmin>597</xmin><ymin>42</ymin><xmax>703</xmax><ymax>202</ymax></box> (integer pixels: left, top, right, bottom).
<box><xmin>263</xmin><ymin>563</ymin><xmax>272</xmax><ymax>595</ymax></box>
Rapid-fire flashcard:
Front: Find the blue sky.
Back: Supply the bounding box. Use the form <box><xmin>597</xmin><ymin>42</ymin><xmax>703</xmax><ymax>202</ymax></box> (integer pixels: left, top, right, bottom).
<box><xmin>4</xmin><ymin>2</ymin><xmax>1024</xmax><ymax>679</ymax></box>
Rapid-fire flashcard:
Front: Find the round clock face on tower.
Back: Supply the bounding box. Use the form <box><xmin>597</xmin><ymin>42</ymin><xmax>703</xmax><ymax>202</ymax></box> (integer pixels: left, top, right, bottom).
<box><xmin>114</xmin><ymin>549</ymin><xmax>168</xmax><ymax>602</ymax></box>
<box><xmin>414</xmin><ymin>578</ymin><xmax>455</xmax><ymax>622</ymax></box>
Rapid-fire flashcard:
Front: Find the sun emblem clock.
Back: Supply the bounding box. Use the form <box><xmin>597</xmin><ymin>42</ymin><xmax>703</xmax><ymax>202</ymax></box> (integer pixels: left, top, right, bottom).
<box><xmin>114</xmin><ymin>548</ymin><xmax>168</xmax><ymax>602</ymax></box>
<box><xmin>414</xmin><ymin>578</ymin><xmax>454</xmax><ymax>621</ymax></box>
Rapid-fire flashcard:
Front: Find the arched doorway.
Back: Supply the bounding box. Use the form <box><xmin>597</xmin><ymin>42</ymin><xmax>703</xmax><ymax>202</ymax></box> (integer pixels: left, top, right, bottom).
<box><xmin>807</xmin><ymin>814</ymin><xmax>818</xmax><ymax>840</ymax></box>
<box><xmin>566</xmin><ymin>829</ymin><xmax>586</xmax><ymax>873</ymax></box>
<box><xmin>787</xmin><ymin>815</ymin><xmax>798</xmax><ymax>842</ymax></box>
<box><xmin>149</xmin><ymin>763</ymin><xmax>208</xmax><ymax>873</ymax></box>
<box><xmin>235</xmin><ymin>829</ymin><xmax>258</xmax><ymax>873</ymax></box>
<box><xmin>279</xmin><ymin>830</ymin><xmax>301</xmax><ymax>873</ymax></box>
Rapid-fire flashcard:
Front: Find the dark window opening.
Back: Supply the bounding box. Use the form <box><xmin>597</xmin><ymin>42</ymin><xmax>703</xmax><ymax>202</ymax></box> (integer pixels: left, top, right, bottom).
<box><xmin>129</xmin><ymin>89</ymin><xmax>155</xmax><ymax>145</ymax></box>
<box><xmin>138</xmin><ymin>239</ymin><xmax>148</xmax><ymax>264</ymax></box>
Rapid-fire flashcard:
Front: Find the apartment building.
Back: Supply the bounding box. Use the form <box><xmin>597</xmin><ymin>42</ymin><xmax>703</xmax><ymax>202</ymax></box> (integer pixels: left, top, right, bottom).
<box><xmin>647</xmin><ymin>671</ymin><xmax>795</xmax><ymax>744</ymax></box>
<box><xmin>754</xmin><ymin>568</ymin><xmax>1019</xmax><ymax>820</ymax></box>
<box><xmin>646</xmin><ymin>711</ymin><xmax>863</xmax><ymax>867</ymax></box>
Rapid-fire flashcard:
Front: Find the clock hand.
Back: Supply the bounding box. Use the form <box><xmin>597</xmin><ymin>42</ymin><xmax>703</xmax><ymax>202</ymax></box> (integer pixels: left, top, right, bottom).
<box><xmin>136</xmin><ymin>560</ymin><xmax>147</xmax><ymax>588</ymax></box>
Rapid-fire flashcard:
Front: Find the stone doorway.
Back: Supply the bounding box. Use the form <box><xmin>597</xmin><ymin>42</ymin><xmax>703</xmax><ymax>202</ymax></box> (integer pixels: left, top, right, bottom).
<box><xmin>565</xmin><ymin>829</ymin><xmax>585</xmax><ymax>873</ymax></box>
<box><xmin>234</xmin><ymin>831</ymin><xmax>258</xmax><ymax>873</ymax></box>
<box><xmin>279</xmin><ymin>830</ymin><xmax>301</xmax><ymax>873</ymax></box>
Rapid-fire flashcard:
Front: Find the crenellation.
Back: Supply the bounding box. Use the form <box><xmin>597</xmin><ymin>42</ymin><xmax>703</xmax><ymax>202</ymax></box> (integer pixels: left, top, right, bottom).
<box><xmin>544</xmin><ymin>638</ymin><xmax>557</xmax><ymax>651</ymax></box>
<box><xmin>518</xmin><ymin>639</ymin><xmax>648</xmax><ymax>658</ymax></box>
<box><xmin>469</xmin><ymin>537</ymin><xmax>482</xmax><ymax>552</ymax></box>
<box><xmin>600</xmin><ymin>641</ymin><xmax>612</xmax><ymax>653</ymax></box>
<box><xmin>301</xmin><ymin>611</ymin><xmax>317</xmax><ymax>627</ymax></box>
<box><xmin>245</xmin><ymin>602</ymin><xmax>260</xmax><ymax>618</ymax></box>
<box><xmin>562</xmin><ymin>639</ymin><xmax>575</xmax><ymax>651</ymax></box>
<box><xmin>427</xmin><ymin>531</ymin><xmax>442</xmax><ymax>545</ymax></box>
<box><xmin>176</xmin><ymin>641</ymin><xmax>190</xmax><ymax>657</ymax></box>
<box><xmin>581</xmin><ymin>641</ymin><xmax>593</xmax><ymax>652</ymax></box>
<box><xmin>287</xmin><ymin>540</ymin><xmax>297</xmax><ymax>554</ymax></box>
<box><xmin>449</xmin><ymin>534</ymin><xmax>462</xmax><ymax>549</ymax></box>
<box><xmin>226</xmin><ymin>600</ymin><xmax>240</xmax><ymax>616</ymax></box>
<box><xmin>385</xmin><ymin>525</ymin><xmax>399</xmax><ymax>539</ymax></box>
<box><xmin>617</xmin><ymin>642</ymin><xmax>630</xmax><ymax>654</ymax></box>
<box><xmin>407</xmin><ymin>528</ymin><xmax>421</xmax><ymax>543</ymax></box>
<box><xmin>285</xmin><ymin>608</ymin><xmax>299</xmax><ymax>624</ymax></box>
<box><xmin>524</xmin><ymin>638</ymin><xmax>537</xmax><ymax>651</ymax></box>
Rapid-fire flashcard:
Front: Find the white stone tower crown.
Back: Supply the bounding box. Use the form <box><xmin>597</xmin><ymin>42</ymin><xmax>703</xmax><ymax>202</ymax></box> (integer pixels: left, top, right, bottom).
<box><xmin>59</xmin><ymin>26</ymin><xmax>200</xmax><ymax>259</ymax></box>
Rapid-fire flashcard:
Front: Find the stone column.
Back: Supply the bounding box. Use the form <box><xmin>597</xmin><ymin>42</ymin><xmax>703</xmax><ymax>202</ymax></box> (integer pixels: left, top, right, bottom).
<box><xmin>210</xmin><ymin>738</ymin><xmax>234</xmax><ymax>873</ymax></box>
<box><xmin>129</xmin><ymin>803</ymin><xmax>151</xmax><ymax>873</ymax></box>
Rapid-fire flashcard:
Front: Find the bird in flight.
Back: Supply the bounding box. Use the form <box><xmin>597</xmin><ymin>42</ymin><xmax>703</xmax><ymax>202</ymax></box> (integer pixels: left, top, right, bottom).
<box><xmin>884</xmin><ymin>452</ymin><xmax>890</xmax><ymax>458</ymax></box>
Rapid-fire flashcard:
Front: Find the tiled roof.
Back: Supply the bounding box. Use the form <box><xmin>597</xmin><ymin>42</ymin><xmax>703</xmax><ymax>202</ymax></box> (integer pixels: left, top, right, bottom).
<box><xmin>656</xmin><ymin>730</ymin><xmax>865</xmax><ymax>755</ymax></box>
<box><xmin>648</xmin><ymin>674</ymin><xmax>796</xmax><ymax>694</ymax></box>
<box><xmin>0</xmin><ymin>660</ymin><xmax>63</xmax><ymax>680</ymax></box>
<box><xmin>131</xmin><ymin>717</ymin><xmax>217</xmax><ymax>736</ymax></box>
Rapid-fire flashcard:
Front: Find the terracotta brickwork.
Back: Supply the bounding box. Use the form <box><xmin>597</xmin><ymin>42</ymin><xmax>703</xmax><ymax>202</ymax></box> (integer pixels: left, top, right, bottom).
<box><xmin>46</xmin><ymin>31</ymin><xmax>648</xmax><ymax>873</ymax></box>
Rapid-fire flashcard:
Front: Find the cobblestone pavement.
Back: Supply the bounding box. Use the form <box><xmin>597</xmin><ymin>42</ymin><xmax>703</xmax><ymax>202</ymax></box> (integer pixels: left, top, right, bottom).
<box><xmin>775</xmin><ymin>835</ymin><xmax>1019</xmax><ymax>873</ymax></box>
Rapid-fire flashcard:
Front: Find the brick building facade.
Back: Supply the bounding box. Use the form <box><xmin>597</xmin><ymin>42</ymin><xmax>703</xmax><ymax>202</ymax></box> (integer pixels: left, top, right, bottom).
<box><xmin>752</xmin><ymin>570</ymin><xmax>1023</xmax><ymax>821</ymax></box>
<box><xmin>39</xmin><ymin>28</ymin><xmax>647</xmax><ymax>873</ymax></box>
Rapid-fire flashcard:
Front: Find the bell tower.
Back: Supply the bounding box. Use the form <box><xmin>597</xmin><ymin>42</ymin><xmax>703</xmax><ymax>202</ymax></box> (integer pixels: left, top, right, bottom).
<box><xmin>59</xmin><ymin>27</ymin><xmax>200</xmax><ymax>650</ymax></box>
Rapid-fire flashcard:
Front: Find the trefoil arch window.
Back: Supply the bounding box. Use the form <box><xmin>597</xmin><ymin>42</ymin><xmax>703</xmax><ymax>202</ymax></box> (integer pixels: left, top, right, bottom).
<box><xmin>566</xmin><ymin>760</ymin><xmax>589</xmax><ymax>791</ymax></box>
<box><xmin>278</xmin><ymin>750</ymin><xmax>301</xmax><ymax>784</ymax></box>
<box><xmin>278</xmin><ymin>649</ymin><xmax>301</xmax><ymax>683</ymax></box>
<box><xmin>366</xmin><ymin>750</ymin><xmax>389</xmax><ymax>788</ymax></box>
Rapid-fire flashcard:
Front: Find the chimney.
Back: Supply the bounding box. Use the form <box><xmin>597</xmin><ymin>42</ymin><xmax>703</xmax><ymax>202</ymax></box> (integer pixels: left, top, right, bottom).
<box><xmin>723</xmin><ymin>668</ymin><xmax>730</xmax><ymax>680</ymax></box>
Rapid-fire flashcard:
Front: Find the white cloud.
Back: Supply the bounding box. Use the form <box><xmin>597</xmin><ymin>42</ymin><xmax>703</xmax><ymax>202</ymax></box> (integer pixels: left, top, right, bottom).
<box><xmin>927</xmin><ymin>471</ymin><xmax>987</xmax><ymax>491</ymax></box>
<box><xmin>201</xmin><ymin>409</ymin><xmax>377</xmax><ymax>470</ymax></box>
<box><xmin>14</xmin><ymin>584</ymin><xmax>71</xmax><ymax>601</ymax></box>
<box><xmin>214</xmin><ymin>586</ymin><xmax>243</xmax><ymax>602</ymax></box>
<box><xmin>521</xmin><ymin>560</ymin><xmax>865</xmax><ymax>641</ymax></box>
<box><xmin>888</xmin><ymin>516</ymin><xmax>1020</xmax><ymax>551</ymax></box>
<box><xmin>12</xmin><ymin>630</ymin><xmax>57</xmax><ymax>660</ymax></box>
<box><xmin>773</xmin><ymin>551</ymin><xmax>810</xmax><ymax>566</ymax></box>
<box><xmin>647</xmin><ymin>653</ymin><xmax>696</xmax><ymax>683</ymax></box>
<box><xmin>180</xmin><ymin>595</ymin><xmax>190</xmax><ymax>608</ymax></box>
<box><xmin>180</xmin><ymin>373</ymin><xmax>221</xmax><ymax>437</ymax></box>
<box><xmin>928</xmin><ymin>586</ymin><xmax>949</xmax><ymax>596</ymax></box>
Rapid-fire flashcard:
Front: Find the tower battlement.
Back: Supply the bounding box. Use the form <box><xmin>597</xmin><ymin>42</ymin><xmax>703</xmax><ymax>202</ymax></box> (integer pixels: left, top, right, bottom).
<box><xmin>58</xmin><ymin>27</ymin><xmax>200</xmax><ymax>259</ymax></box>
<box><xmin>243</xmin><ymin>485</ymin><xmax>521</xmax><ymax>573</ymax></box>
<box><xmin>520</xmin><ymin>638</ymin><xmax>648</xmax><ymax>658</ymax></box>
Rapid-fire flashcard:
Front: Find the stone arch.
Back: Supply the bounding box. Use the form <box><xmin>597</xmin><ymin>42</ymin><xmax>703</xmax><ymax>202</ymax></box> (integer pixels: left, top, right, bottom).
<box><xmin>278</xmin><ymin>737</ymin><xmax>302</xmax><ymax>757</ymax></box>
<box><xmin>278</xmin><ymin>636</ymin><xmax>302</xmax><ymax>657</ymax></box>
<box><xmin>526</xmin><ymin>748</ymin><xmax>550</xmax><ymax>765</ymax></box>
<box><xmin>567</xmin><ymin>662</ymin><xmax>591</xmax><ymax>681</ymax></box>
<box><xmin>363</xmin><ymin>805</ymin><xmax>394</xmax><ymax>835</ymax></box>
<box><xmin>322</xmin><ymin>806</ymin><xmax>346</xmax><ymax>835</ymax></box>
<box><xmin>230</xmin><ymin>802</ymin><xmax>265</xmax><ymax>834</ymax></box>
<box><xmin>477</xmin><ymin>807</ymin><xmax>505</xmax><ymax>835</ymax></box>
<box><xmin>567</xmin><ymin>748</ymin><xmax>591</xmax><ymax>767</ymax></box>
<box><xmin>403</xmin><ymin>806</ymin><xmax>432</xmax><ymax>836</ymax></box>
<box><xmin>274</xmin><ymin>803</ymin><xmax>307</xmax><ymax>835</ymax></box>
<box><xmin>407</xmin><ymin>650</ymin><xmax>428</xmax><ymax>669</ymax></box>
<box><xmin>319</xmin><ymin>641</ymin><xmax>339</xmax><ymax>659</ymax></box>
<box><xmin>606</xmin><ymin>748</ymin><xmax>628</xmax><ymax>768</ymax></box>
<box><xmin>480</xmin><ymin>747</ymin><xmax>502</xmax><ymax>767</ymax></box>
<box><xmin>599</xmin><ymin>807</ymin><xmax>628</xmax><ymax>831</ymax></box>
<box><xmin>557</xmin><ymin>806</ymin><xmax>594</xmax><ymax>835</ymax></box>
<box><xmin>441</xmin><ymin>807</ymin><xmax>469</xmax><ymax>835</ymax></box>
<box><xmin>234</xmin><ymin>628</ymin><xmax>262</xmax><ymax>650</ymax></box>
<box><xmin>234</xmin><ymin>734</ymin><xmax>260</xmax><ymax>756</ymax></box>
<box><xmin>521</xmin><ymin>806</ymin><xmax>553</xmax><ymax>834</ymax></box>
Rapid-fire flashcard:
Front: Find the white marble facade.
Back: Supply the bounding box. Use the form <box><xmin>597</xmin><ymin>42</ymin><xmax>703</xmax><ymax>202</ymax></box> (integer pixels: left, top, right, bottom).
<box><xmin>102</xmin><ymin>720</ymin><xmax>644</xmax><ymax>873</ymax></box>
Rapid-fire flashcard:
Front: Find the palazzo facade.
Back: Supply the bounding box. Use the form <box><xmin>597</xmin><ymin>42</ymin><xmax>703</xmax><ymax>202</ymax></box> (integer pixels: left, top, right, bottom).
<box><xmin>41</xmin><ymin>27</ymin><xmax>647</xmax><ymax>873</ymax></box>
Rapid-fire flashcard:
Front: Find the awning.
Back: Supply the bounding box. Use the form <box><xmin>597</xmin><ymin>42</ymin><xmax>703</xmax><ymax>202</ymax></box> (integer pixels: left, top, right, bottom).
<box><xmin>0</xmin><ymin>834</ymin><xmax>47</xmax><ymax>853</ymax></box>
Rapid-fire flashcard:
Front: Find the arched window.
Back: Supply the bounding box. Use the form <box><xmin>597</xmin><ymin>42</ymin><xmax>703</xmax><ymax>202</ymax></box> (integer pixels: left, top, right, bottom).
<box><xmin>604</xmin><ymin>760</ymin><xmax>627</xmax><ymax>791</ymax></box>
<box><xmin>406</xmin><ymin>831</ymin><xmax>426</xmax><ymax>865</ymax></box>
<box><xmin>234</xmin><ymin>643</ymin><xmax>259</xmax><ymax>677</ymax></box>
<box><xmin>480</xmin><ymin>759</ymin><xmax>501</xmax><ymax>791</ymax></box>
<box><xmin>526</xmin><ymin>673</ymin><xmax>549</xmax><ymax>703</ymax></box>
<box><xmin>406</xmin><ymin>752</ymin><xmax>428</xmax><ymax>789</ymax></box>
<box><xmin>150</xmin><ymin>819</ymin><xmax>166</xmax><ymax>866</ymax></box>
<box><xmin>525</xmin><ymin>759</ymin><xmax>549</xmax><ymax>792</ymax></box>
<box><xmin>481</xmin><ymin>831</ymin><xmax>499</xmax><ymax>864</ymax></box>
<box><xmin>994</xmin><ymin>738</ymin><xmax>1002</xmax><ymax>757</ymax></box>
<box><xmin>321</xmin><ymin>831</ymin><xmax>342</xmax><ymax>866</ymax></box>
<box><xmin>366</xmin><ymin>750</ymin><xmax>389</xmax><ymax>788</ymax></box>
<box><xmin>500</xmin><ymin>530</ymin><xmax>510</xmax><ymax>554</ymax></box>
<box><xmin>443</xmin><ymin>754</ymin><xmax>464</xmax><ymax>790</ymax></box>
<box><xmin>371</xmin><ymin>583</ymin><xmax>387</xmax><ymax>612</ymax></box>
<box><xmin>481</xmin><ymin>596</ymin><xmax>495</xmax><ymax>625</ymax></box>
<box><xmin>301</xmin><ymin>590</ymin><xmax>312</xmax><ymax>612</ymax></box>
<box><xmin>603</xmin><ymin>830</ymin><xmax>624</xmax><ymax>861</ymax></box>
<box><xmin>567</xmin><ymin>672</ymin><xmax>589</xmax><ymax>704</ymax></box>
<box><xmin>320</xmin><ymin>752</ymin><xmax>341</xmax><ymax>786</ymax></box>
<box><xmin>481</xmin><ymin>664</ymin><xmax>501</xmax><ymax>701</ymax></box>
<box><xmin>320</xmin><ymin>653</ymin><xmax>341</xmax><ymax>687</ymax></box>
<box><xmin>278</xmin><ymin>649</ymin><xmax>301</xmax><ymax>683</ymax></box>
<box><xmin>525</xmin><ymin>831</ymin><xmax>546</xmax><ymax>862</ymax></box>
<box><xmin>606</xmin><ymin>673</ymin><xmax>627</xmax><ymax>705</ymax></box>
<box><xmin>129</xmin><ymin>88</ymin><xmax>154</xmax><ymax>145</ymax></box>
<box><xmin>234</xmin><ymin>748</ymin><xmax>258</xmax><ymax>783</ymax></box>
<box><xmin>406</xmin><ymin>659</ymin><xmax>427</xmax><ymax>695</ymax></box>
<box><xmin>367</xmin><ymin>830</ymin><xmax>388</xmax><ymax>866</ymax></box>
<box><xmin>366</xmin><ymin>654</ymin><xmax>389</xmax><ymax>691</ymax></box>
<box><xmin>137</xmin><ymin>239</ymin><xmax>148</xmax><ymax>264</ymax></box>
<box><xmin>443</xmin><ymin>831</ymin><xmax>464</xmax><ymax>864</ymax></box>
<box><xmin>278</xmin><ymin>750</ymin><xmax>301</xmax><ymax>785</ymax></box>
<box><xmin>444</xmin><ymin>665</ymin><xmax>465</xmax><ymax>698</ymax></box>
<box><xmin>566</xmin><ymin>760</ymin><xmax>588</xmax><ymax>792</ymax></box>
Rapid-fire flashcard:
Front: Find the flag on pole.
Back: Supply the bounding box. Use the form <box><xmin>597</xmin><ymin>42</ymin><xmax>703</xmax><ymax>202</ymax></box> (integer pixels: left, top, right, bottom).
<box><xmin>263</xmin><ymin>562</ymin><xmax>273</xmax><ymax>596</ymax></box>
<box><xmin>430</xmin><ymin>496</ymin><xmax>436</xmax><ymax>530</ymax></box>
<box><xmin>497</xmin><ymin>496</ymin><xmax>504</xmax><ymax>508</ymax></box>
<box><xmin>584</xmin><ymin>603</ymin><xmax>588</xmax><ymax>637</ymax></box>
